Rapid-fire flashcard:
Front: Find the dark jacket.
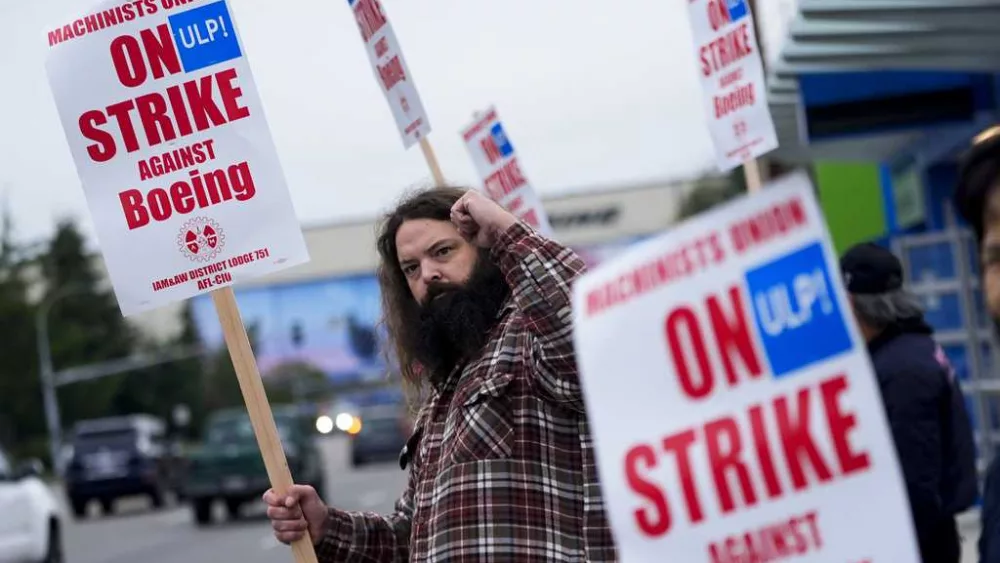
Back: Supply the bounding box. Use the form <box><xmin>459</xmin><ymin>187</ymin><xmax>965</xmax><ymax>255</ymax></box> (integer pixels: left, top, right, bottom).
<box><xmin>981</xmin><ymin>457</ymin><xmax>1000</xmax><ymax>563</ymax></box>
<box><xmin>868</xmin><ymin>317</ymin><xmax>978</xmax><ymax>563</ymax></box>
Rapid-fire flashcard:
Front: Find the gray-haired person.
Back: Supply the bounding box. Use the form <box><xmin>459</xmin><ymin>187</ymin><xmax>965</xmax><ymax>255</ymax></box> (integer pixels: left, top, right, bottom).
<box><xmin>840</xmin><ymin>242</ymin><xmax>977</xmax><ymax>563</ymax></box>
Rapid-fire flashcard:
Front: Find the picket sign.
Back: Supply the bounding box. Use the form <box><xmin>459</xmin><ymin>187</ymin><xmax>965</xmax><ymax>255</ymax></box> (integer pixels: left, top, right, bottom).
<box><xmin>571</xmin><ymin>172</ymin><xmax>919</xmax><ymax>562</ymax></box>
<box><xmin>44</xmin><ymin>1</ymin><xmax>315</xmax><ymax>561</ymax></box>
<box><xmin>345</xmin><ymin>0</ymin><xmax>445</xmax><ymax>185</ymax></box>
<box><xmin>686</xmin><ymin>0</ymin><xmax>778</xmax><ymax>178</ymax></box>
<box><xmin>461</xmin><ymin>107</ymin><xmax>554</xmax><ymax>236</ymax></box>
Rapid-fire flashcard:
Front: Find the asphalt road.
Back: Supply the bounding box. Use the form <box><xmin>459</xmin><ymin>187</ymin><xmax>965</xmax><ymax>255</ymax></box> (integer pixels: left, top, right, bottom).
<box><xmin>58</xmin><ymin>435</ymin><xmax>985</xmax><ymax>562</ymax></box>
<box><xmin>61</xmin><ymin>436</ymin><xmax>407</xmax><ymax>563</ymax></box>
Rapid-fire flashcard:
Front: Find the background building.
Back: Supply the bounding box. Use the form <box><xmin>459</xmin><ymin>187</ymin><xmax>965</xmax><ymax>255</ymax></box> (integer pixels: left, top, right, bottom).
<box><xmin>766</xmin><ymin>0</ymin><xmax>1000</xmax><ymax>474</ymax></box>
<box><xmin>117</xmin><ymin>177</ymin><xmax>720</xmax><ymax>388</ymax></box>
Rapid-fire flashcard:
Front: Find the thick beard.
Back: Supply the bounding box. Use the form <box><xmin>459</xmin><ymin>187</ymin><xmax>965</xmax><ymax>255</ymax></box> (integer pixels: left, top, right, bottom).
<box><xmin>412</xmin><ymin>252</ymin><xmax>510</xmax><ymax>384</ymax></box>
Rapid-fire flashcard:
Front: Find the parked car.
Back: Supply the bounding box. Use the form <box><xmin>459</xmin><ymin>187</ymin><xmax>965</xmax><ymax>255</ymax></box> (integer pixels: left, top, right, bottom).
<box><xmin>63</xmin><ymin>415</ymin><xmax>180</xmax><ymax>518</ymax></box>
<box><xmin>0</xmin><ymin>442</ymin><xmax>63</xmax><ymax>562</ymax></box>
<box><xmin>350</xmin><ymin>405</ymin><xmax>410</xmax><ymax>467</ymax></box>
<box><xmin>182</xmin><ymin>406</ymin><xmax>326</xmax><ymax>526</ymax></box>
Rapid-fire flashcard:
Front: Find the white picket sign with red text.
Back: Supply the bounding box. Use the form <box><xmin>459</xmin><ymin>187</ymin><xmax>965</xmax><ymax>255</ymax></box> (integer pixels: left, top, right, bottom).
<box><xmin>461</xmin><ymin>107</ymin><xmax>553</xmax><ymax>236</ymax></box>
<box><xmin>572</xmin><ymin>173</ymin><xmax>918</xmax><ymax>562</ymax></box>
<box><xmin>686</xmin><ymin>0</ymin><xmax>778</xmax><ymax>171</ymax></box>
<box><xmin>45</xmin><ymin>0</ymin><xmax>309</xmax><ymax>316</ymax></box>
<box><xmin>348</xmin><ymin>0</ymin><xmax>431</xmax><ymax>149</ymax></box>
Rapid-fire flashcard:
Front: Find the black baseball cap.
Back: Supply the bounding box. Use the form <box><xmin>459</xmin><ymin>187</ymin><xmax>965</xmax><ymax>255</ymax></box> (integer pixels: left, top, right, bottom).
<box><xmin>840</xmin><ymin>242</ymin><xmax>904</xmax><ymax>295</ymax></box>
<box><xmin>955</xmin><ymin>125</ymin><xmax>1000</xmax><ymax>244</ymax></box>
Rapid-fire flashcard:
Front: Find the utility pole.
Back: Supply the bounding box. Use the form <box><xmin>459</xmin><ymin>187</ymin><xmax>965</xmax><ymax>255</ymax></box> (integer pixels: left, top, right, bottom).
<box><xmin>36</xmin><ymin>284</ymin><xmax>83</xmax><ymax>475</ymax></box>
<box><xmin>36</xmin><ymin>304</ymin><xmax>63</xmax><ymax>475</ymax></box>
<box><xmin>37</xmin><ymin>284</ymin><xmax>207</xmax><ymax>475</ymax></box>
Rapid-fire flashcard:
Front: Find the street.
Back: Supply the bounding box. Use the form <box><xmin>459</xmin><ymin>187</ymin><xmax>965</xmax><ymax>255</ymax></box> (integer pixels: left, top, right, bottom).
<box><xmin>61</xmin><ymin>436</ymin><xmax>407</xmax><ymax>563</ymax></box>
<box><xmin>59</xmin><ymin>435</ymin><xmax>986</xmax><ymax>563</ymax></box>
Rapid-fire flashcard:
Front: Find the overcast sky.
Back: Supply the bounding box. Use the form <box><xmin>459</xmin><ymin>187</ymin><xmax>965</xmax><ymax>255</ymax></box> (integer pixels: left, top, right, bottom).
<box><xmin>0</xmin><ymin>0</ymin><xmax>796</xmax><ymax>247</ymax></box>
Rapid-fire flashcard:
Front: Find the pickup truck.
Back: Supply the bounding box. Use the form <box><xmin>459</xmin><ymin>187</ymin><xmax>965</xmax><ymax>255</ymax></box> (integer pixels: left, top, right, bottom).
<box><xmin>182</xmin><ymin>406</ymin><xmax>326</xmax><ymax>526</ymax></box>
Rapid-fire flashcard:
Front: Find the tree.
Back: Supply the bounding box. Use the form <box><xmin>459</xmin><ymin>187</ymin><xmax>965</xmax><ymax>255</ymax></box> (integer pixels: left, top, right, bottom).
<box><xmin>41</xmin><ymin>219</ymin><xmax>136</xmax><ymax>429</ymax></box>
<box><xmin>677</xmin><ymin>169</ymin><xmax>746</xmax><ymax>221</ymax></box>
<box><xmin>111</xmin><ymin>303</ymin><xmax>207</xmax><ymax>438</ymax></box>
<box><xmin>201</xmin><ymin>321</ymin><xmax>260</xmax><ymax>414</ymax></box>
<box><xmin>0</xmin><ymin>206</ymin><xmax>44</xmax><ymax>460</ymax></box>
<box><xmin>264</xmin><ymin>360</ymin><xmax>329</xmax><ymax>405</ymax></box>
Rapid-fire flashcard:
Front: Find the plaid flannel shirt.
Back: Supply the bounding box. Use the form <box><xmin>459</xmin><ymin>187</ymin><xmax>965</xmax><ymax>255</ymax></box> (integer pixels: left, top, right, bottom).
<box><xmin>316</xmin><ymin>222</ymin><xmax>617</xmax><ymax>562</ymax></box>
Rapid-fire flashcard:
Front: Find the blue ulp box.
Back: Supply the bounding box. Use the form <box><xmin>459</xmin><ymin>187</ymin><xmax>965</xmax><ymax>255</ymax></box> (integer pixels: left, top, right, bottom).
<box><xmin>168</xmin><ymin>1</ymin><xmax>243</xmax><ymax>74</ymax></box>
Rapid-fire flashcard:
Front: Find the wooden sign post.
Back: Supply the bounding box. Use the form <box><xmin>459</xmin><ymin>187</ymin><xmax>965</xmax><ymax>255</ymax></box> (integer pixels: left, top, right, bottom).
<box><xmin>743</xmin><ymin>158</ymin><xmax>764</xmax><ymax>193</ymax></box>
<box><xmin>212</xmin><ymin>288</ymin><xmax>319</xmax><ymax>562</ymax></box>
<box><xmin>419</xmin><ymin>138</ymin><xmax>447</xmax><ymax>187</ymax></box>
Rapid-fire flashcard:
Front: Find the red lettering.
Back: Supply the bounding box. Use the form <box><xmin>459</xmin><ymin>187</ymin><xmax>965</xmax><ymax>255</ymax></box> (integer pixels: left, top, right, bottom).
<box><xmin>665</xmin><ymin>307</ymin><xmax>714</xmax><ymax>399</ymax></box>
<box><xmin>624</xmin><ymin>445</ymin><xmax>670</xmax><ymax>537</ymax></box>
<box><xmin>139</xmin><ymin>25</ymin><xmax>181</xmax><ymax>81</ymax></box>
<box><xmin>353</xmin><ymin>0</ymin><xmax>388</xmax><ymax>42</ymax></box>
<box><xmin>625</xmin><ymin>376</ymin><xmax>852</xmax><ymax>541</ymax></box>
<box><xmin>48</xmin><ymin>29</ymin><xmax>64</xmax><ymax>47</ymax></box>
<box><xmin>216</xmin><ymin>68</ymin><xmax>251</xmax><ymax>121</ymax></box>
<box><xmin>706</xmin><ymin>0</ymin><xmax>731</xmax><ymax>32</ymax></box>
<box><xmin>707</xmin><ymin>286</ymin><xmax>762</xmax><ymax>386</ymax></box>
<box><xmin>481</xmin><ymin>137</ymin><xmax>503</xmax><ymax>165</ymax></box>
<box><xmin>135</xmin><ymin>92</ymin><xmax>175</xmax><ymax>146</ymax></box>
<box><xmin>747</xmin><ymin>404</ymin><xmax>782</xmax><ymax>498</ymax></box>
<box><xmin>713</xmin><ymin>83</ymin><xmax>756</xmax><ymax>118</ymax></box>
<box><xmin>165</xmin><ymin>84</ymin><xmax>194</xmax><ymax>137</ymax></box>
<box><xmin>118</xmin><ymin>161</ymin><xmax>256</xmax><ymax>230</ymax></box>
<box><xmin>377</xmin><ymin>56</ymin><xmax>406</xmax><ymax>91</ymax></box>
<box><xmin>105</xmin><ymin>100</ymin><xmax>141</xmax><ymax>153</ymax></box>
<box><xmin>374</xmin><ymin>37</ymin><xmax>389</xmax><ymax>58</ymax></box>
<box><xmin>802</xmin><ymin>511</ymin><xmax>822</xmax><ymax>547</ymax></box>
<box><xmin>77</xmin><ymin>69</ymin><xmax>249</xmax><ymax>162</ymax></box>
<box><xmin>120</xmin><ymin>189</ymin><xmax>150</xmax><ymax>229</ymax></box>
<box><xmin>183</xmin><ymin>75</ymin><xmax>228</xmax><ymax>130</ymax></box>
<box><xmin>775</xmin><ymin>388</ymin><xmax>833</xmax><ymax>490</ymax></box>
<box><xmin>820</xmin><ymin>375</ymin><xmax>871</xmax><ymax>475</ymax></box>
<box><xmin>663</xmin><ymin>430</ymin><xmax>703</xmax><ymax>523</ymax></box>
<box><xmin>110</xmin><ymin>35</ymin><xmax>147</xmax><ymax>87</ymax></box>
<box><xmin>707</xmin><ymin>510</ymin><xmax>825</xmax><ymax>561</ymax></box>
<box><xmin>109</xmin><ymin>24</ymin><xmax>180</xmax><ymax>88</ymax></box>
<box><xmin>483</xmin><ymin>159</ymin><xmax>527</xmax><ymax>201</ymax></box>
<box><xmin>700</xmin><ymin>23</ymin><xmax>753</xmax><ymax>78</ymax></box>
<box><xmin>79</xmin><ymin>111</ymin><xmax>116</xmax><ymax>162</ymax></box>
<box><xmin>729</xmin><ymin>198</ymin><xmax>809</xmax><ymax>254</ymax></box>
<box><xmin>705</xmin><ymin>417</ymin><xmax>756</xmax><ymax>513</ymax></box>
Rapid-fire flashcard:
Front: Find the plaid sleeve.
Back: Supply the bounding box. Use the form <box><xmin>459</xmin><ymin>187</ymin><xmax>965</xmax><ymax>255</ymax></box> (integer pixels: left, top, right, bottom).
<box><xmin>314</xmin><ymin>480</ymin><xmax>413</xmax><ymax>563</ymax></box>
<box><xmin>491</xmin><ymin>221</ymin><xmax>587</xmax><ymax>410</ymax></box>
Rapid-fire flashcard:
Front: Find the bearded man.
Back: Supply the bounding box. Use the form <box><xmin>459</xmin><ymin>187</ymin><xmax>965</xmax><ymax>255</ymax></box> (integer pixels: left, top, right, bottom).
<box><xmin>264</xmin><ymin>187</ymin><xmax>617</xmax><ymax>562</ymax></box>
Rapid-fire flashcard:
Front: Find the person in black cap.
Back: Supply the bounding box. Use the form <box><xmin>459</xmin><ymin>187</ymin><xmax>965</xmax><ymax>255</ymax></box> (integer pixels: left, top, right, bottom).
<box><xmin>953</xmin><ymin>124</ymin><xmax>1000</xmax><ymax>563</ymax></box>
<box><xmin>841</xmin><ymin>242</ymin><xmax>977</xmax><ymax>563</ymax></box>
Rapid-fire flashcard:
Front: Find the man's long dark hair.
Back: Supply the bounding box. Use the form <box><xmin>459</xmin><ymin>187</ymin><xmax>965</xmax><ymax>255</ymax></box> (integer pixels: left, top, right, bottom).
<box><xmin>375</xmin><ymin>186</ymin><xmax>470</xmax><ymax>388</ymax></box>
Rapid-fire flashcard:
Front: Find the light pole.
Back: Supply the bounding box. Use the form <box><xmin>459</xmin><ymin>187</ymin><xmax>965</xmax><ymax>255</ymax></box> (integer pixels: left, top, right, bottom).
<box><xmin>36</xmin><ymin>284</ymin><xmax>82</xmax><ymax>475</ymax></box>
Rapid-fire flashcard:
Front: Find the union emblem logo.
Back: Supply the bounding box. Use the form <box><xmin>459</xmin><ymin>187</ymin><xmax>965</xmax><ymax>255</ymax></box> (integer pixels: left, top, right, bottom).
<box><xmin>177</xmin><ymin>217</ymin><xmax>226</xmax><ymax>263</ymax></box>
